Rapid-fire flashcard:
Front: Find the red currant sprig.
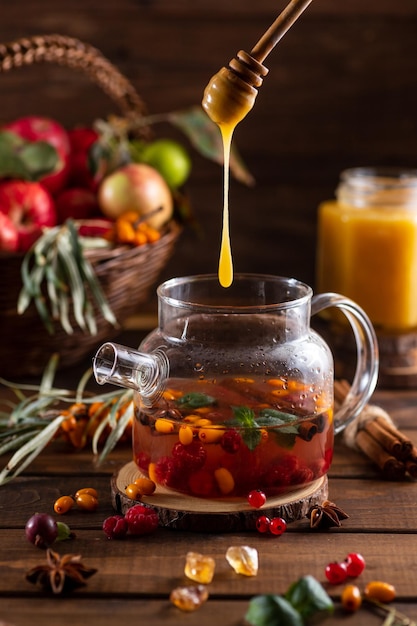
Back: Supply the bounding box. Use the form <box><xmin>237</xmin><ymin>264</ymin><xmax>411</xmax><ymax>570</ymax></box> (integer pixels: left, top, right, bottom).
<box><xmin>325</xmin><ymin>552</ymin><xmax>366</xmax><ymax>585</ymax></box>
<box><xmin>345</xmin><ymin>552</ymin><xmax>366</xmax><ymax>577</ymax></box>
<box><xmin>325</xmin><ymin>561</ymin><xmax>348</xmax><ymax>585</ymax></box>
<box><xmin>255</xmin><ymin>515</ymin><xmax>287</xmax><ymax>536</ymax></box>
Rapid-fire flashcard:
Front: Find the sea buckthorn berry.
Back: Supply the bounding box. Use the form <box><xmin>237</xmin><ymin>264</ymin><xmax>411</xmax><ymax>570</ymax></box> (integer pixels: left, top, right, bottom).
<box><xmin>75</xmin><ymin>492</ymin><xmax>99</xmax><ymax>512</ymax></box>
<box><xmin>134</xmin><ymin>477</ymin><xmax>156</xmax><ymax>496</ymax></box>
<box><xmin>125</xmin><ymin>483</ymin><xmax>142</xmax><ymax>500</ymax></box>
<box><xmin>155</xmin><ymin>418</ymin><xmax>175</xmax><ymax>433</ymax></box>
<box><xmin>247</xmin><ymin>489</ymin><xmax>267</xmax><ymax>509</ymax></box>
<box><xmin>214</xmin><ymin>467</ymin><xmax>235</xmax><ymax>495</ymax></box>
<box><xmin>345</xmin><ymin>552</ymin><xmax>366</xmax><ymax>577</ymax></box>
<box><xmin>183</xmin><ymin>414</ymin><xmax>201</xmax><ymax>424</ymax></box>
<box><xmin>195</xmin><ymin>418</ymin><xmax>212</xmax><ymax>428</ymax></box>
<box><xmin>179</xmin><ymin>424</ymin><xmax>194</xmax><ymax>445</ymax></box>
<box><xmin>199</xmin><ymin>428</ymin><xmax>225</xmax><ymax>443</ymax></box>
<box><xmin>260</xmin><ymin>428</ymin><xmax>269</xmax><ymax>443</ymax></box>
<box><xmin>162</xmin><ymin>388</ymin><xmax>182</xmax><ymax>401</ymax></box>
<box><xmin>256</xmin><ymin>515</ymin><xmax>271</xmax><ymax>533</ymax></box>
<box><xmin>148</xmin><ymin>462</ymin><xmax>158</xmax><ymax>483</ymax></box>
<box><xmin>74</xmin><ymin>487</ymin><xmax>98</xmax><ymax>499</ymax></box>
<box><xmin>341</xmin><ymin>584</ymin><xmax>362</xmax><ymax>613</ymax></box>
<box><xmin>325</xmin><ymin>561</ymin><xmax>348</xmax><ymax>585</ymax></box>
<box><xmin>364</xmin><ymin>581</ymin><xmax>396</xmax><ymax>603</ymax></box>
<box><xmin>269</xmin><ymin>517</ymin><xmax>287</xmax><ymax>536</ymax></box>
<box><xmin>54</xmin><ymin>495</ymin><xmax>75</xmax><ymax>515</ymax></box>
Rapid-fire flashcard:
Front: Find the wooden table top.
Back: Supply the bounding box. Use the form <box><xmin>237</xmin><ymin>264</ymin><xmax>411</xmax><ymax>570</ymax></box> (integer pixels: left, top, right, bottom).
<box><xmin>1</xmin><ymin>341</ymin><xmax>417</xmax><ymax>626</ymax></box>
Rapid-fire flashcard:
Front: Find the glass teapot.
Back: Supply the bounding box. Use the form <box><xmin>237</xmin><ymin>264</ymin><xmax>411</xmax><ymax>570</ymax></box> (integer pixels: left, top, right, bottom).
<box><xmin>93</xmin><ymin>274</ymin><xmax>378</xmax><ymax>499</ymax></box>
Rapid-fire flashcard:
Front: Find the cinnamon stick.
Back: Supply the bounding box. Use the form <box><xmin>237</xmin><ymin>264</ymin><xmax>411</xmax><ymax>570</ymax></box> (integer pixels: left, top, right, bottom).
<box><xmin>374</xmin><ymin>416</ymin><xmax>413</xmax><ymax>458</ymax></box>
<box><xmin>364</xmin><ymin>420</ymin><xmax>403</xmax><ymax>460</ymax></box>
<box><xmin>298</xmin><ymin>421</ymin><xmax>318</xmax><ymax>442</ymax></box>
<box><xmin>355</xmin><ymin>430</ymin><xmax>406</xmax><ymax>480</ymax></box>
<box><xmin>405</xmin><ymin>459</ymin><xmax>417</xmax><ymax>479</ymax></box>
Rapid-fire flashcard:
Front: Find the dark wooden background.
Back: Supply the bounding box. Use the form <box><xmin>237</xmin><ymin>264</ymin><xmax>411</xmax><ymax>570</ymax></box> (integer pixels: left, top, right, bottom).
<box><xmin>1</xmin><ymin>0</ymin><xmax>417</xmax><ymax>297</ymax></box>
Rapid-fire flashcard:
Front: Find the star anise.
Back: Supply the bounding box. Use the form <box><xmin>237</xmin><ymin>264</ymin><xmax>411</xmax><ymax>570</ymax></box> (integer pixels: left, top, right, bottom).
<box><xmin>26</xmin><ymin>548</ymin><xmax>97</xmax><ymax>594</ymax></box>
<box><xmin>307</xmin><ymin>500</ymin><xmax>349</xmax><ymax>530</ymax></box>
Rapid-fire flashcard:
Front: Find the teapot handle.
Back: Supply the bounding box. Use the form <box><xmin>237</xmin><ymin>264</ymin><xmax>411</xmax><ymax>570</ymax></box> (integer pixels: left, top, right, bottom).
<box><xmin>311</xmin><ymin>292</ymin><xmax>379</xmax><ymax>434</ymax></box>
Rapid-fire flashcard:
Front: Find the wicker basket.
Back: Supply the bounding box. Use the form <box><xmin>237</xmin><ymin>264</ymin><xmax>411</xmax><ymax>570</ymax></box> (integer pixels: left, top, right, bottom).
<box><xmin>0</xmin><ymin>35</ymin><xmax>182</xmax><ymax>378</ymax></box>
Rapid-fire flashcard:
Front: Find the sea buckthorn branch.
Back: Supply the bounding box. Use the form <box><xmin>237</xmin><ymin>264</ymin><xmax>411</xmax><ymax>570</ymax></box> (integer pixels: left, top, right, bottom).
<box><xmin>0</xmin><ymin>355</ymin><xmax>134</xmax><ymax>485</ymax></box>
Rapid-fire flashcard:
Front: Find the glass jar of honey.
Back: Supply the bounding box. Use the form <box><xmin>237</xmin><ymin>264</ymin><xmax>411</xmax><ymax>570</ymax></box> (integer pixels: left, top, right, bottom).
<box><xmin>316</xmin><ymin>167</ymin><xmax>417</xmax><ymax>387</ymax></box>
<box><xmin>317</xmin><ymin>167</ymin><xmax>417</xmax><ymax>331</ymax></box>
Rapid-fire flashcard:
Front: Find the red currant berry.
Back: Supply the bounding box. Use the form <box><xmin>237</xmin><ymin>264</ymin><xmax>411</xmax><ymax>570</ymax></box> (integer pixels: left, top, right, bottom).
<box><xmin>256</xmin><ymin>515</ymin><xmax>271</xmax><ymax>533</ymax></box>
<box><xmin>102</xmin><ymin>515</ymin><xmax>128</xmax><ymax>540</ymax></box>
<box><xmin>345</xmin><ymin>552</ymin><xmax>366</xmax><ymax>577</ymax></box>
<box><xmin>269</xmin><ymin>517</ymin><xmax>287</xmax><ymax>536</ymax></box>
<box><xmin>247</xmin><ymin>489</ymin><xmax>267</xmax><ymax>509</ymax></box>
<box><xmin>325</xmin><ymin>561</ymin><xmax>348</xmax><ymax>585</ymax></box>
<box><xmin>125</xmin><ymin>504</ymin><xmax>159</xmax><ymax>535</ymax></box>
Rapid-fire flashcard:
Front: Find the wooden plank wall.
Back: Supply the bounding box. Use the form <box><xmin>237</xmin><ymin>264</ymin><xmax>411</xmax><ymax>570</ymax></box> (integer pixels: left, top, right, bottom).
<box><xmin>1</xmin><ymin>0</ymin><xmax>416</xmax><ymax>293</ymax></box>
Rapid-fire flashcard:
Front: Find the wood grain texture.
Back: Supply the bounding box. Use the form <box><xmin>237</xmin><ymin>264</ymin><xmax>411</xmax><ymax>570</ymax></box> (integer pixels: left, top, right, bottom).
<box><xmin>1</xmin><ymin>367</ymin><xmax>417</xmax><ymax>623</ymax></box>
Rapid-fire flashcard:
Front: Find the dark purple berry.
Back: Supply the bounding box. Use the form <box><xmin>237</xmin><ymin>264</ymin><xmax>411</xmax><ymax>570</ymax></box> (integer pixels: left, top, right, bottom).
<box><xmin>25</xmin><ymin>513</ymin><xmax>58</xmax><ymax>549</ymax></box>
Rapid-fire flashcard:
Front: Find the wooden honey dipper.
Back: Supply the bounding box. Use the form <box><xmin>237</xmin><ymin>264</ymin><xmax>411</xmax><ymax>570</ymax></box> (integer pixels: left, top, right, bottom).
<box><xmin>202</xmin><ymin>0</ymin><xmax>314</xmax><ymax>127</ymax></box>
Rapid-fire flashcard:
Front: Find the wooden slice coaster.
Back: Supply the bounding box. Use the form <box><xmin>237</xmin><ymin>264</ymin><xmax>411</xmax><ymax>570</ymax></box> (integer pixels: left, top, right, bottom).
<box><xmin>111</xmin><ymin>461</ymin><xmax>328</xmax><ymax>532</ymax></box>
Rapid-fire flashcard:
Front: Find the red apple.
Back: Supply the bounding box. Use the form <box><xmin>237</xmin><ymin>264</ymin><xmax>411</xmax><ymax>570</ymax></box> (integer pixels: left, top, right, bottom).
<box><xmin>0</xmin><ymin>212</ymin><xmax>19</xmax><ymax>252</ymax></box>
<box><xmin>0</xmin><ymin>180</ymin><xmax>57</xmax><ymax>252</ymax></box>
<box><xmin>97</xmin><ymin>163</ymin><xmax>173</xmax><ymax>229</ymax></box>
<box><xmin>68</xmin><ymin>127</ymin><xmax>100</xmax><ymax>190</ymax></box>
<box><xmin>76</xmin><ymin>218</ymin><xmax>114</xmax><ymax>238</ymax></box>
<box><xmin>55</xmin><ymin>187</ymin><xmax>99</xmax><ymax>223</ymax></box>
<box><xmin>3</xmin><ymin>116</ymin><xmax>71</xmax><ymax>195</ymax></box>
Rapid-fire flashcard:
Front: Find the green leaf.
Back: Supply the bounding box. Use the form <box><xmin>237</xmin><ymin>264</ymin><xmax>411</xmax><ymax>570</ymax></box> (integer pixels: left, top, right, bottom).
<box><xmin>167</xmin><ymin>106</ymin><xmax>255</xmax><ymax>186</ymax></box>
<box><xmin>17</xmin><ymin>221</ymin><xmax>118</xmax><ymax>334</ymax></box>
<box><xmin>0</xmin><ymin>131</ymin><xmax>58</xmax><ymax>180</ymax></box>
<box><xmin>177</xmin><ymin>392</ymin><xmax>216</xmax><ymax>409</ymax></box>
<box><xmin>233</xmin><ymin>405</ymin><xmax>257</xmax><ymax>428</ymax></box>
<box><xmin>245</xmin><ymin>594</ymin><xmax>303</xmax><ymax>626</ymax></box>
<box><xmin>284</xmin><ymin>575</ymin><xmax>334</xmax><ymax>622</ymax></box>
<box><xmin>19</xmin><ymin>141</ymin><xmax>58</xmax><ymax>178</ymax></box>
<box><xmin>231</xmin><ymin>406</ymin><xmax>261</xmax><ymax>450</ymax></box>
<box><xmin>257</xmin><ymin>408</ymin><xmax>299</xmax><ymax>449</ymax></box>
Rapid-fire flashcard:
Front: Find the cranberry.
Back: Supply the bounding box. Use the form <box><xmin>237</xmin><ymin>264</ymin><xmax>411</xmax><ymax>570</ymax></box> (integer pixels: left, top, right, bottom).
<box><xmin>102</xmin><ymin>515</ymin><xmax>128</xmax><ymax>539</ymax></box>
<box><xmin>125</xmin><ymin>505</ymin><xmax>159</xmax><ymax>535</ymax></box>
<box><xmin>325</xmin><ymin>561</ymin><xmax>348</xmax><ymax>585</ymax></box>
<box><xmin>345</xmin><ymin>552</ymin><xmax>366</xmax><ymax>577</ymax></box>
<box><xmin>247</xmin><ymin>489</ymin><xmax>267</xmax><ymax>509</ymax></box>
<box><xmin>269</xmin><ymin>517</ymin><xmax>287</xmax><ymax>536</ymax></box>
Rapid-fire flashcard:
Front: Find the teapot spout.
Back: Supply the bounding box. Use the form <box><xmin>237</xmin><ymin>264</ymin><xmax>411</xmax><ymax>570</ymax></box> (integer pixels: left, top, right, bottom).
<box><xmin>93</xmin><ymin>342</ymin><xmax>169</xmax><ymax>405</ymax></box>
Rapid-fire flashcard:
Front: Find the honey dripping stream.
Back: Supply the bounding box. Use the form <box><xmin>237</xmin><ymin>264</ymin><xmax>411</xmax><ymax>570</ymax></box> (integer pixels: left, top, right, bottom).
<box><xmin>218</xmin><ymin>124</ymin><xmax>234</xmax><ymax>288</ymax></box>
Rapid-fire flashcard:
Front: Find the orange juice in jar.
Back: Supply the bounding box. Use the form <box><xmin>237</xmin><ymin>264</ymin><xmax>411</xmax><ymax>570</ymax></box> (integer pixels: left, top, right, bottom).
<box><xmin>316</xmin><ymin>168</ymin><xmax>417</xmax><ymax>332</ymax></box>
